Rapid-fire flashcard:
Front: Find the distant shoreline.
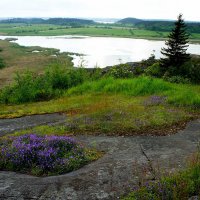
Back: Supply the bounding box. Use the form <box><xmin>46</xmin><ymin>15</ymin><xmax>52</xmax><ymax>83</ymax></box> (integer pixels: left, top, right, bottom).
<box><xmin>1</xmin><ymin>34</ymin><xmax>200</xmax><ymax>44</ymax></box>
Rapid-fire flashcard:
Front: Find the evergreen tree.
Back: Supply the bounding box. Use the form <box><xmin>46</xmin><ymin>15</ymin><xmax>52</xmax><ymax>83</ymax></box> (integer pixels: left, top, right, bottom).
<box><xmin>161</xmin><ymin>14</ymin><xmax>190</xmax><ymax>75</ymax></box>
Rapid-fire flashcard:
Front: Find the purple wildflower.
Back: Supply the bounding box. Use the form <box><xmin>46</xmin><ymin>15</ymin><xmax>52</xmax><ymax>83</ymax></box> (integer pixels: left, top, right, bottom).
<box><xmin>0</xmin><ymin>134</ymin><xmax>88</xmax><ymax>175</ymax></box>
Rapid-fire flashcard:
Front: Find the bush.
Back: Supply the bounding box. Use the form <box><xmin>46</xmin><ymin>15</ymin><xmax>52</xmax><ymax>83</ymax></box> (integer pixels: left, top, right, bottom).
<box><xmin>106</xmin><ymin>64</ymin><xmax>134</xmax><ymax>78</ymax></box>
<box><xmin>163</xmin><ymin>75</ymin><xmax>191</xmax><ymax>84</ymax></box>
<box><xmin>0</xmin><ymin>134</ymin><xmax>90</xmax><ymax>176</ymax></box>
<box><xmin>145</xmin><ymin>63</ymin><xmax>162</xmax><ymax>77</ymax></box>
<box><xmin>44</xmin><ymin>65</ymin><xmax>89</xmax><ymax>90</ymax></box>
<box><xmin>140</xmin><ymin>54</ymin><xmax>157</xmax><ymax>67</ymax></box>
<box><xmin>0</xmin><ymin>71</ymin><xmax>53</xmax><ymax>104</ymax></box>
<box><xmin>0</xmin><ymin>57</ymin><xmax>5</xmax><ymax>69</ymax></box>
<box><xmin>0</xmin><ymin>65</ymin><xmax>90</xmax><ymax>104</ymax></box>
<box><xmin>189</xmin><ymin>63</ymin><xmax>200</xmax><ymax>84</ymax></box>
<box><xmin>158</xmin><ymin>56</ymin><xmax>200</xmax><ymax>84</ymax></box>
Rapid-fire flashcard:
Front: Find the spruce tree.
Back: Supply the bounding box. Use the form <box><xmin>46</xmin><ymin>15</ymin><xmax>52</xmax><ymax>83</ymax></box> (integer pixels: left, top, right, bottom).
<box><xmin>161</xmin><ymin>14</ymin><xmax>190</xmax><ymax>75</ymax></box>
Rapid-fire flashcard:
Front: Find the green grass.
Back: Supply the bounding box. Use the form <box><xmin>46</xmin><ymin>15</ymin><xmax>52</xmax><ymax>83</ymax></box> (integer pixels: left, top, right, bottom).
<box><xmin>66</xmin><ymin>77</ymin><xmax>172</xmax><ymax>96</ymax></box>
<box><xmin>1</xmin><ymin>23</ymin><xmax>200</xmax><ymax>42</ymax></box>
<box><xmin>0</xmin><ymin>76</ymin><xmax>199</xmax><ymax>135</ymax></box>
<box><xmin>66</xmin><ymin>77</ymin><xmax>200</xmax><ymax>108</ymax></box>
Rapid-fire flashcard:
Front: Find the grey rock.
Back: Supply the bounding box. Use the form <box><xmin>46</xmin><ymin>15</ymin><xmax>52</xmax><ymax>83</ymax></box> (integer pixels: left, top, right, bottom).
<box><xmin>0</xmin><ymin>117</ymin><xmax>200</xmax><ymax>199</ymax></box>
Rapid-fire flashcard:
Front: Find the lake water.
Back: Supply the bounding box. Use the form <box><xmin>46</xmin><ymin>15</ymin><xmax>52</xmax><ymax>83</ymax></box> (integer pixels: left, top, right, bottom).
<box><xmin>0</xmin><ymin>35</ymin><xmax>200</xmax><ymax>68</ymax></box>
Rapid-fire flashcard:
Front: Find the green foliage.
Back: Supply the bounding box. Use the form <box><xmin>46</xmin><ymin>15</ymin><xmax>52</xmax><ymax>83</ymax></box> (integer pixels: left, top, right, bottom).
<box><xmin>189</xmin><ymin>57</ymin><xmax>200</xmax><ymax>83</ymax></box>
<box><xmin>67</xmin><ymin>76</ymin><xmax>172</xmax><ymax>96</ymax></box>
<box><xmin>160</xmin><ymin>57</ymin><xmax>200</xmax><ymax>84</ymax></box>
<box><xmin>90</xmin><ymin>67</ymin><xmax>103</xmax><ymax>80</ymax></box>
<box><xmin>145</xmin><ymin>63</ymin><xmax>162</xmax><ymax>77</ymax></box>
<box><xmin>0</xmin><ymin>48</ymin><xmax>5</xmax><ymax>69</ymax></box>
<box><xmin>0</xmin><ymin>65</ymin><xmax>89</xmax><ymax>104</ymax></box>
<box><xmin>0</xmin><ymin>57</ymin><xmax>5</xmax><ymax>69</ymax></box>
<box><xmin>161</xmin><ymin>14</ymin><xmax>191</xmax><ymax>76</ymax></box>
<box><xmin>45</xmin><ymin>65</ymin><xmax>88</xmax><ymax>89</ymax></box>
<box><xmin>141</xmin><ymin>54</ymin><xmax>157</xmax><ymax>67</ymax></box>
<box><xmin>106</xmin><ymin>64</ymin><xmax>134</xmax><ymax>78</ymax></box>
<box><xmin>163</xmin><ymin>75</ymin><xmax>191</xmax><ymax>84</ymax></box>
<box><xmin>67</xmin><ymin>76</ymin><xmax>200</xmax><ymax>108</ymax></box>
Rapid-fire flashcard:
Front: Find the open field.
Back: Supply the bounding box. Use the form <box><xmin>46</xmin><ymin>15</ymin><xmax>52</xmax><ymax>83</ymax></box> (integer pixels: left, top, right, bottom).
<box><xmin>0</xmin><ymin>39</ymin><xmax>73</xmax><ymax>87</ymax></box>
<box><xmin>0</xmin><ymin>23</ymin><xmax>200</xmax><ymax>42</ymax></box>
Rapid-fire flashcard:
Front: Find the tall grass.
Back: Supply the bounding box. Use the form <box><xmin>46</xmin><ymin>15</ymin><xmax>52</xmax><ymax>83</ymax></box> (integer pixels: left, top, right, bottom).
<box><xmin>66</xmin><ymin>76</ymin><xmax>200</xmax><ymax>108</ymax></box>
<box><xmin>66</xmin><ymin>76</ymin><xmax>172</xmax><ymax>96</ymax></box>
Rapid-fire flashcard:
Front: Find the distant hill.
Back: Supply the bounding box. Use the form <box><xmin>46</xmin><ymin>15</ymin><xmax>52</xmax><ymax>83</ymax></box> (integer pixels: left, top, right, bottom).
<box><xmin>117</xmin><ymin>18</ymin><xmax>143</xmax><ymax>24</ymax></box>
<box><xmin>0</xmin><ymin>18</ymin><xmax>95</xmax><ymax>26</ymax></box>
<box><xmin>117</xmin><ymin>18</ymin><xmax>200</xmax><ymax>33</ymax></box>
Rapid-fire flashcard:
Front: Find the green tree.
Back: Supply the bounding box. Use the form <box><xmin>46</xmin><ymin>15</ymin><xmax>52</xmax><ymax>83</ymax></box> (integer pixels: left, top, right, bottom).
<box><xmin>160</xmin><ymin>14</ymin><xmax>190</xmax><ymax>75</ymax></box>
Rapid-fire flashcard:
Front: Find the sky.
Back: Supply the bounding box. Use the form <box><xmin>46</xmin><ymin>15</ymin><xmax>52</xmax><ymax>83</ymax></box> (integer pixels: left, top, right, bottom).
<box><xmin>0</xmin><ymin>0</ymin><xmax>199</xmax><ymax>21</ymax></box>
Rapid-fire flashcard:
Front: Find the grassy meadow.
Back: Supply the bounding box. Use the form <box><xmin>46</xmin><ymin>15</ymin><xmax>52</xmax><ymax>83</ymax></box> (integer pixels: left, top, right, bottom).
<box><xmin>1</xmin><ymin>23</ymin><xmax>200</xmax><ymax>42</ymax></box>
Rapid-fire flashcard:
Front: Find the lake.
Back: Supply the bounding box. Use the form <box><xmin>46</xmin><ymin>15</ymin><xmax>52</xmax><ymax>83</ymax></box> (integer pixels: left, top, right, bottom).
<box><xmin>0</xmin><ymin>35</ymin><xmax>200</xmax><ymax>68</ymax></box>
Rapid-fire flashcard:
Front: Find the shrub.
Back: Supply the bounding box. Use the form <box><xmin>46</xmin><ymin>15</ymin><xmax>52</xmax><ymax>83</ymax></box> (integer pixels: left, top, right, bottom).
<box><xmin>45</xmin><ymin>65</ymin><xmax>88</xmax><ymax>89</ymax></box>
<box><xmin>0</xmin><ymin>57</ymin><xmax>5</xmax><ymax>69</ymax></box>
<box><xmin>140</xmin><ymin>54</ymin><xmax>157</xmax><ymax>67</ymax></box>
<box><xmin>163</xmin><ymin>75</ymin><xmax>191</xmax><ymax>84</ymax></box>
<box><xmin>90</xmin><ymin>67</ymin><xmax>102</xmax><ymax>80</ymax></box>
<box><xmin>106</xmin><ymin>64</ymin><xmax>134</xmax><ymax>78</ymax></box>
<box><xmin>0</xmin><ymin>65</ymin><xmax>90</xmax><ymax>104</ymax></box>
<box><xmin>189</xmin><ymin>63</ymin><xmax>200</xmax><ymax>84</ymax></box>
<box><xmin>145</xmin><ymin>63</ymin><xmax>162</xmax><ymax>77</ymax></box>
<box><xmin>0</xmin><ymin>134</ymin><xmax>90</xmax><ymax>176</ymax></box>
<box><xmin>0</xmin><ymin>71</ymin><xmax>53</xmax><ymax>104</ymax></box>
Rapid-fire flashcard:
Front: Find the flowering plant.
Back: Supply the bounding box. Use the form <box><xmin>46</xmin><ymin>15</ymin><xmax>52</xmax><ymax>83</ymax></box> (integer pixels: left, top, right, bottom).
<box><xmin>0</xmin><ymin>134</ymin><xmax>90</xmax><ymax>176</ymax></box>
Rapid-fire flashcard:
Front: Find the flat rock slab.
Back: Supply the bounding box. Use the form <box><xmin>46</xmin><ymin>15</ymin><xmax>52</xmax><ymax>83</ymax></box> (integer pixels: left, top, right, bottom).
<box><xmin>0</xmin><ymin>113</ymin><xmax>67</xmax><ymax>136</ymax></box>
<box><xmin>0</xmin><ymin>119</ymin><xmax>200</xmax><ymax>199</ymax></box>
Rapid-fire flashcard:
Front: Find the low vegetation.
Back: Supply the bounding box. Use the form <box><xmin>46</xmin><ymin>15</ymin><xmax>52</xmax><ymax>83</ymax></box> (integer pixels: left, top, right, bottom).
<box><xmin>0</xmin><ymin>74</ymin><xmax>199</xmax><ymax>135</ymax></box>
<box><xmin>0</xmin><ymin>134</ymin><xmax>101</xmax><ymax>176</ymax></box>
<box><xmin>123</xmin><ymin>152</ymin><xmax>200</xmax><ymax>200</ymax></box>
<box><xmin>0</xmin><ymin>39</ymin><xmax>73</xmax><ymax>88</ymax></box>
<box><xmin>0</xmin><ymin>65</ymin><xmax>88</xmax><ymax>104</ymax></box>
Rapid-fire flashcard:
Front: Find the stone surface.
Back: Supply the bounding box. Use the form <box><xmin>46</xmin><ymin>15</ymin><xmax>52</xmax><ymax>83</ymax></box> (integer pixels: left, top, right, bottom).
<box><xmin>0</xmin><ymin>113</ymin><xmax>67</xmax><ymax>136</ymax></box>
<box><xmin>0</xmin><ymin>117</ymin><xmax>200</xmax><ymax>199</ymax></box>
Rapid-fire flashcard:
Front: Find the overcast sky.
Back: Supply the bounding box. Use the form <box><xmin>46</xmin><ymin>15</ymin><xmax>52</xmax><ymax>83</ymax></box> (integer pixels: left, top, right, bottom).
<box><xmin>0</xmin><ymin>0</ymin><xmax>199</xmax><ymax>21</ymax></box>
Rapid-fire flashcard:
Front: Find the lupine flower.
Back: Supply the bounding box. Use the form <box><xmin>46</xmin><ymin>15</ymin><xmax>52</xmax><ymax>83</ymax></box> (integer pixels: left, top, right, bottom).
<box><xmin>0</xmin><ymin>134</ymin><xmax>88</xmax><ymax>175</ymax></box>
